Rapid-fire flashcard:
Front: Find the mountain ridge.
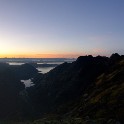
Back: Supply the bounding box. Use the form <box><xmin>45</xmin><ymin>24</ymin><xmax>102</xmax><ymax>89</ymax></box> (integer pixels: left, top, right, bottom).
<box><xmin>0</xmin><ymin>53</ymin><xmax>123</xmax><ymax>124</ymax></box>
<box><xmin>25</xmin><ymin>53</ymin><xmax>124</xmax><ymax>123</ymax></box>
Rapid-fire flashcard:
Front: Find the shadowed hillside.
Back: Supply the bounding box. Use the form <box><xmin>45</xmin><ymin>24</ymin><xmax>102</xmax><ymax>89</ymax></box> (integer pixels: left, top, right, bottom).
<box><xmin>0</xmin><ymin>54</ymin><xmax>124</xmax><ymax>124</ymax></box>
<box><xmin>0</xmin><ymin>63</ymin><xmax>38</xmax><ymax>120</ymax></box>
<box><xmin>25</xmin><ymin>53</ymin><xmax>124</xmax><ymax>123</ymax></box>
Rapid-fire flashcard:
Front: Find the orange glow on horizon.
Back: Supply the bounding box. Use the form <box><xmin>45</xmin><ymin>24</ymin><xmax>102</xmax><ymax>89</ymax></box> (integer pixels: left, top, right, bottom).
<box><xmin>0</xmin><ymin>53</ymin><xmax>82</xmax><ymax>58</ymax></box>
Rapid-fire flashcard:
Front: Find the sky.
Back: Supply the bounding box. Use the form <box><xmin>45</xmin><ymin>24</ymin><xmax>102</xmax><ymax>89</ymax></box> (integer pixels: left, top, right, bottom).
<box><xmin>0</xmin><ymin>0</ymin><xmax>124</xmax><ymax>58</ymax></box>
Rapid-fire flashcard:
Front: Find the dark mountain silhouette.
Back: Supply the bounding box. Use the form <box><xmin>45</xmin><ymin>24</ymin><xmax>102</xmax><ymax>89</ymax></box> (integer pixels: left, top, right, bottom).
<box><xmin>25</xmin><ymin>53</ymin><xmax>124</xmax><ymax>123</ymax></box>
<box><xmin>0</xmin><ymin>63</ymin><xmax>38</xmax><ymax>120</ymax></box>
<box><xmin>8</xmin><ymin>63</ymin><xmax>38</xmax><ymax>80</ymax></box>
<box><xmin>0</xmin><ymin>53</ymin><xmax>124</xmax><ymax>124</ymax></box>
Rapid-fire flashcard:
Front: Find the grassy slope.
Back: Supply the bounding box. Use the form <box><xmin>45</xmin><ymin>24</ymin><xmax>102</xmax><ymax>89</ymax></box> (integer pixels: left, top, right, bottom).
<box><xmin>31</xmin><ymin>59</ymin><xmax>124</xmax><ymax>123</ymax></box>
<box><xmin>0</xmin><ymin>57</ymin><xmax>123</xmax><ymax>124</ymax></box>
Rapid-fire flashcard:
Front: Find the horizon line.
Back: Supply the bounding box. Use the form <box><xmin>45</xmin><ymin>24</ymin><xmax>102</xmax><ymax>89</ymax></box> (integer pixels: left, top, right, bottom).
<box><xmin>0</xmin><ymin>52</ymin><xmax>121</xmax><ymax>58</ymax></box>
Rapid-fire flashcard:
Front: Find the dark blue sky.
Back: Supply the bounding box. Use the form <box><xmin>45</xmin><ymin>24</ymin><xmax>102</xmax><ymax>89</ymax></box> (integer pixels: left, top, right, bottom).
<box><xmin>0</xmin><ymin>0</ymin><xmax>124</xmax><ymax>57</ymax></box>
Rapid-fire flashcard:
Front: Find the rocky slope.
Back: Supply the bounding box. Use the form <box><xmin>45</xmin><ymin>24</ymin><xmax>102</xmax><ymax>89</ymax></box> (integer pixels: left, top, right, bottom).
<box><xmin>26</xmin><ymin>53</ymin><xmax>124</xmax><ymax>123</ymax></box>
<box><xmin>0</xmin><ymin>54</ymin><xmax>123</xmax><ymax>124</ymax></box>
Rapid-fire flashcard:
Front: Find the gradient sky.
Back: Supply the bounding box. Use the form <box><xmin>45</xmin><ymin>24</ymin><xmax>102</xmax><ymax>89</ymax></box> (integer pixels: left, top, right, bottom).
<box><xmin>0</xmin><ymin>0</ymin><xmax>124</xmax><ymax>58</ymax></box>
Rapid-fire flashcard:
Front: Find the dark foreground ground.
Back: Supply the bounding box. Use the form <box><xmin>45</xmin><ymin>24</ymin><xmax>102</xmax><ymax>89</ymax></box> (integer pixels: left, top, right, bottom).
<box><xmin>0</xmin><ymin>53</ymin><xmax>123</xmax><ymax>124</ymax></box>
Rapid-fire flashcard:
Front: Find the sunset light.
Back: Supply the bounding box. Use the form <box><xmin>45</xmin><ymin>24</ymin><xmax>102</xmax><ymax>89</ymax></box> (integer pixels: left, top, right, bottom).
<box><xmin>0</xmin><ymin>0</ymin><xmax>124</xmax><ymax>123</ymax></box>
<box><xmin>0</xmin><ymin>0</ymin><xmax>123</xmax><ymax>58</ymax></box>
